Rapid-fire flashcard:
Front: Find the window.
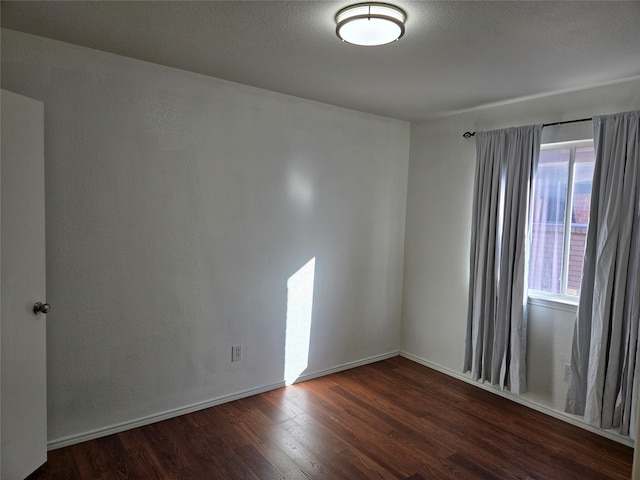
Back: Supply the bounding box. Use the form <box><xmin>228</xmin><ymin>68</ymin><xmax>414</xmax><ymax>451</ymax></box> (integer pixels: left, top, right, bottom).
<box><xmin>528</xmin><ymin>140</ymin><xmax>595</xmax><ymax>301</ymax></box>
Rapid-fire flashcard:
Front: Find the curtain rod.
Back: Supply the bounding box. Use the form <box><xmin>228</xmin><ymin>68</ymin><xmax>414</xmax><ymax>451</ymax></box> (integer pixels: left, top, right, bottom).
<box><xmin>462</xmin><ymin>117</ymin><xmax>592</xmax><ymax>139</ymax></box>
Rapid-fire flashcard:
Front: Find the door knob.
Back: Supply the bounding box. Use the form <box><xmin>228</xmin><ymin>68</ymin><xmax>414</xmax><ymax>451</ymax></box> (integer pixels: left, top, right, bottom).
<box><xmin>33</xmin><ymin>302</ymin><xmax>50</xmax><ymax>315</ymax></box>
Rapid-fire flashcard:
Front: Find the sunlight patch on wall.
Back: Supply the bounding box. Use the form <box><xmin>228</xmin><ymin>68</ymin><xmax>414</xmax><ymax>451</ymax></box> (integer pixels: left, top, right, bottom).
<box><xmin>287</xmin><ymin>169</ymin><xmax>314</xmax><ymax>210</ymax></box>
<box><xmin>284</xmin><ymin>257</ymin><xmax>316</xmax><ymax>385</ymax></box>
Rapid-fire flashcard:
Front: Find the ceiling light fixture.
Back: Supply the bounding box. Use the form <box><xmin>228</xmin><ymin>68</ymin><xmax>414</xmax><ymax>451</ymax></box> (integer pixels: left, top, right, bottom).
<box><xmin>335</xmin><ymin>3</ymin><xmax>406</xmax><ymax>46</ymax></box>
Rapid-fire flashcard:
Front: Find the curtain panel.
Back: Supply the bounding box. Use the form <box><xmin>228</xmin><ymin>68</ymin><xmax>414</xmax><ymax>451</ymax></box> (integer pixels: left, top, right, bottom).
<box><xmin>566</xmin><ymin>111</ymin><xmax>640</xmax><ymax>438</ymax></box>
<box><xmin>464</xmin><ymin>125</ymin><xmax>542</xmax><ymax>395</ymax></box>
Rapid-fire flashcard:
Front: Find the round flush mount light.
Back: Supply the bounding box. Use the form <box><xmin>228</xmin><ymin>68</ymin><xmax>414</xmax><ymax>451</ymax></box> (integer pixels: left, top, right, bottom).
<box><xmin>336</xmin><ymin>3</ymin><xmax>406</xmax><ymax>46</ymax></box>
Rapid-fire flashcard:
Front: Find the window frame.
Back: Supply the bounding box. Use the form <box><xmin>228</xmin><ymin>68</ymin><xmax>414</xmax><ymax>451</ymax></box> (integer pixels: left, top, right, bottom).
<box><xmin>527</xmin><ymin>138</ymin><xmax>594</xmax><ymax>305</ymax></box>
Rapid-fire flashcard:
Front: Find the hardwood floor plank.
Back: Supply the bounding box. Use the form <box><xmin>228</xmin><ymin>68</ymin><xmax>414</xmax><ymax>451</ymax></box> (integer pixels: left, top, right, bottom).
<box><xmin>231</xmin><ymin>413</ymin><xmax>324</xmax><ymax>477</ymax></box>
<box><xmin>270</xmin><ymin>418</ymin><xmax>345</xmax><ymax>479</ymax></box>
<box><xmin>30</xmin><ymin>446</ymin><xmax>83</xmax><ymax>480</ymax></box>
<box><xmin>406</xmin><ymin>361</ymin><xmax>633</xmax><ymax>479</ymax></box>
<box><xmin>27</xmin><ymin>357</ymin><xmax>633</xmax><ymax>479</ymax></box>
<box><xmin>324</xmin><ymin>371</ymin><xmax>528</xmax><ymax>479</ymax></box>
<box><xmin>235</xmin><ymin>444</ymin><xmax>284</xmax><ymax>480</ymax></box>
<box><xmin>445</xmin><ymin>452</ymin><xmax>506</xmax><ymax>480</ymax></box>
<box><xmin>300</xmin><ymin>380</ymin><xmax>452</xmax><ymax>477</ymax></box>
<box><xmin>284</xmin><ymin>412</ymin><xmax>396</xmax><ymax>479</ymax></box>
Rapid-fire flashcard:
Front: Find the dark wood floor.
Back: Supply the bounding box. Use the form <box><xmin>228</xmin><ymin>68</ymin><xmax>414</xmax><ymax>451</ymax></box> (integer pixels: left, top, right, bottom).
<box><xmin>28</xmin><ymin>356</ymin><xmax>633</xmax><ymax>479</ymax></box>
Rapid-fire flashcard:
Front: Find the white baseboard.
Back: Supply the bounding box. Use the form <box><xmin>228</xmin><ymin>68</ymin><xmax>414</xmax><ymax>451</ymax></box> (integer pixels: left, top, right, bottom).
<box><xmin>53</xmin><ymin>350</ymin><xmax>631</xmax><ymax>451</ymax></box>
<box><xmin>47</xmin><ymin>350</ymin><xmax>400</xmax><ymax>450</ymax></box>
<box><xmin>399</xmin><ymin>351</ymin><xmax>635</xmax><ymax>448</ymax></box>
<box><xmin>290</xmin><ymin>351</ymin><xmax>399</xmax><ymax>385</ymax></box>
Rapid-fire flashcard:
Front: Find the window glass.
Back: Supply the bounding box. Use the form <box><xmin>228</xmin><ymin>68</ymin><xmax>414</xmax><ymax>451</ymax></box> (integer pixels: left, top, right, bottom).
<box><xmin>565</xmin><ymin>147</ymin><xmax>595</xmax><ymax>296</ymax></box>
<box><xmin>529</xmin><ymin>148</ymin><xmax>569</xmax><ymax>295</ymax></box>
<box><xmin>528</xmin><ymin>142</ymin><xmax>595</xmax><ymax>300</ymax></box>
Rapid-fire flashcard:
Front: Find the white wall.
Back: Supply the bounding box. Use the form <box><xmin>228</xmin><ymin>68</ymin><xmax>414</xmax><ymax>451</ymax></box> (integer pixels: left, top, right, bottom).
<box><xmin>1</xmin><ymin>29</ymin><xmax>410</xmax><ymax>445</ymax></box>
<box><xmin>0</xmin><ymin>84</ymin><xmax>3</xmax><ymax>480</ymax></box>
<box><xmin>402</xmin><ymin>77</ymin><xmax>640</xmax><ymax>436</ymax></box>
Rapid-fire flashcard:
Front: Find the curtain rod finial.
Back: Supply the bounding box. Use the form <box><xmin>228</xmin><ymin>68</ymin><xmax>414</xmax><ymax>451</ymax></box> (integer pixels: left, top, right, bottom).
<box><xmin>463</xmin><ymin>131</ymin><xmax>476</xmax><ymax>139</ymax></box>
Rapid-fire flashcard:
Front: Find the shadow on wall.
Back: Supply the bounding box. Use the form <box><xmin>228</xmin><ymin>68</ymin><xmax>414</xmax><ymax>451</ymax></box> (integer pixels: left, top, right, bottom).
<box><xmin>284</xmin><ymin>257</ymin><xmax>316</xmax><ymax>385</ymax></box>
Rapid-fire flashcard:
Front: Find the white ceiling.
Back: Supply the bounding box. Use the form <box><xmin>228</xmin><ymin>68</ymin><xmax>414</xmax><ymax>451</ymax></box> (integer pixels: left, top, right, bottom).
<box><xmin>2</xmin><ymin>1</ymin><xmax>640</xmax><ymax>122</ymax></box>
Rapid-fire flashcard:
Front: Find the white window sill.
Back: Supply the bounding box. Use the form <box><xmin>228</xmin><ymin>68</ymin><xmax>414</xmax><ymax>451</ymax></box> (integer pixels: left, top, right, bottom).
<box><xmin>527</xmin><ymin>293</ymin><xmax>578</xmax><ymax>313</ymax></box>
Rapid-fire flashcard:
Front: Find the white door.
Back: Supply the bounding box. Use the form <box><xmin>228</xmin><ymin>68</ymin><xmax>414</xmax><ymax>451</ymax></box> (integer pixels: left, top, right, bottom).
<box><xmin>1</xmin><ymin>90</ymin><xmax>47</xmax><ymax>479</ymax></box>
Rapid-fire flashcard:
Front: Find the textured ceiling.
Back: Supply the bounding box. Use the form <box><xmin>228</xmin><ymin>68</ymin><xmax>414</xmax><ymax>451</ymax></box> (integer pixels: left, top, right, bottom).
<box><xmin>2</xmin><ymin>1</ymin><xmax>640</xmax><ymax>121</ymax></box>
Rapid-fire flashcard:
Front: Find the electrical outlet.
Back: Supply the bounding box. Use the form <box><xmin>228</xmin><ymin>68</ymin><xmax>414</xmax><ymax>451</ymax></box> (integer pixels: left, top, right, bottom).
<box><xmin>563</xmin><ymin>363</ymin><xmax>571</xmax><ymax>382</ymax></box>
<box><xmin>231</xmin><ymin>344</ymin><xmax>242</xmax><ymax>363</ymax></box>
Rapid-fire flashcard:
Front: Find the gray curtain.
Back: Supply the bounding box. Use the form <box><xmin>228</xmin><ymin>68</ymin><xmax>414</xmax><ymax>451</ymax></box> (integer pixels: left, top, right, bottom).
<box><xmin>464</xmin><ymin>125</ymin><xmax>542</xmax><ymax>395</ymax></box>
<box><xmin>566</xmin><ymin>111</ymin><xmax>640</xmax><ymax>438</ymax></box>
